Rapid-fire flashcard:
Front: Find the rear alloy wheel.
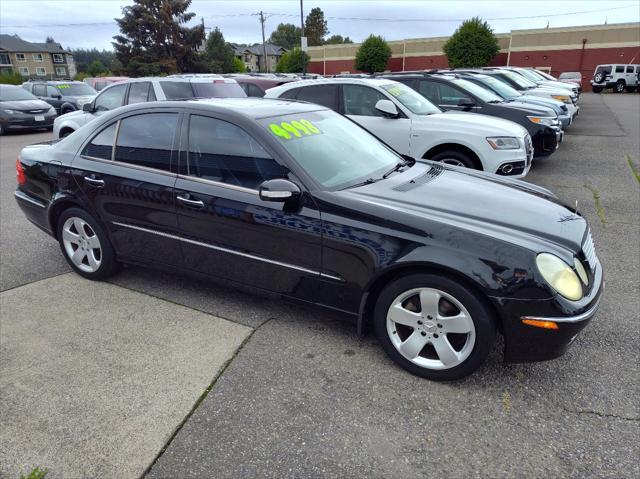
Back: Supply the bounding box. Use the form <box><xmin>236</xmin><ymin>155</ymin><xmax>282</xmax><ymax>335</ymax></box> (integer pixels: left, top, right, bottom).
<box><xmin>615</xmin><ymin>81</ymin><xmax>626</xmax><ymax>93</ymax></box>
<box><xmin>429</xmin><ymin>150</ymin><xmax>477</xmax><ymax>170</ymax></box>
<box><xmin>57</xmin><ymin>207</ymin><xmax>118</xmax><ymax>280</ymax></box>
<box><xmin>374</xmin><ymin>274</ymin><xmax>496</xmax><ymax>380</ymax></box>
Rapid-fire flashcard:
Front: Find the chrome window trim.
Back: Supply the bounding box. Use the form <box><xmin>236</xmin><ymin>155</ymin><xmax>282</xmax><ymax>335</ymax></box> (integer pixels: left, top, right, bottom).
<box><xmin>15</xmin><ymin>190</ymin><xmax>46</xmax><ymax>208</ymax></box>
<box><xmin>176</xmin><ymin>174</ymin><xmax>259</xmax><ymax>195</ymax></box>
<box><xmin>79</xmin><ymin>154</ymin><xmax>178</xmax><ymax>179</ymax></box>
<box><xmin>112</xmin><ymin>221</ymin><xmax>342</xmax><ymax>282</ymax></box>
<box><xmin>521</xmin><ymin>296</ymin><xmax>601</xmax><ymax>324</ymax></box>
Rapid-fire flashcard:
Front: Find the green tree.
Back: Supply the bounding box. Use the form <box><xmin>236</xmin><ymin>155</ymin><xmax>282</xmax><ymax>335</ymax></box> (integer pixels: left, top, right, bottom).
<box><xmin>232</xmin><ymin>57</ymin><xmax>247</xmax><ymax>73</ymax></box>
<box><xmin>202</xmin><ymin>27</ymin><xmax>236</xmax><ymax>73</ymax></box>
<box><xmin>305</xmin><ymin>7</ymin><xmax>328</xmax><ymax>46</ymax></box>
<box><xmin>268</xmin><ymin>23</ymin><xmax>302</xmax><ymax>50</ymax></box>
<box><xmin>45</xmin><ymin>36</ymin><xmax>56</xmax><ymax>44</ymax></box>
<box><xmin>443</xmin><ymin>17</ymin><xmax>499</xmax><ymax>68</ymax></box>
<box><xmin>87</xmin><ymin>60</ymin><xmax>107</xmax><ymax>76</ymax></box>
<box><xmin>70</xmin><ymin>49</ymin><xmax>116</xmax><ymax>73</ymax></box>
<box><xmin>0</xmin><ymin>71</ymin><xmax>24</xmax><ymax>85</ymax></box>
<box><xmin>276</xmin><ymin>48</ymin><xmax>310</xmax><ymax>73</ymax></box>
<box><xmin>354</xmin><ymin>35</ymin><xmax>391</xmax><ymax>73</ymax></box>
<box><xmin>112</xmin><ymin>0</ymin><xmax>204</xmax><ymax>75</ymax></box>
<box><xmin>325</xmin><ymin>34</ymin><xmax>353</xmax><ymax>45</ymax></box>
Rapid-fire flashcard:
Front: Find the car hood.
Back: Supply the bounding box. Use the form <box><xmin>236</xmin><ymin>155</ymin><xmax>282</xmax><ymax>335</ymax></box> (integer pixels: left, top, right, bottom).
<box><xmin>538</xmin><ymin>80</ymin><xmax>575</xmax><ymax>91</ymax></box>
<box><xmin>333</xmin><ymin>162</ymin><xmax>586</xmax><ymax>254</ymax></box>
<box><xmin>421</xmin><ymin>111</ymin><xmax>527</xmax><ymax>136</ymax></box>
<box><xmin>0</xmin><ymin>99</ymin><xmax>52</xmax><ymax>110</ymax></box>
<box><xmin>63</xmin><ymin>95</ymin><xmax>96</xmax><ymax>103</ymax></box>
<box><xmin>494</xmin><ymin>100</ymin><xmax>555</xmax><ymax>116</ymax></box>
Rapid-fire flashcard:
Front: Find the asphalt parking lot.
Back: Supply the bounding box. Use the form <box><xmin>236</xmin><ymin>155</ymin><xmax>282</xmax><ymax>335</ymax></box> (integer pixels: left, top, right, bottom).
<box><xmin>1</xmin><ymin>93</ymin><xmax>638</xmax><ymax>479</ymax></box>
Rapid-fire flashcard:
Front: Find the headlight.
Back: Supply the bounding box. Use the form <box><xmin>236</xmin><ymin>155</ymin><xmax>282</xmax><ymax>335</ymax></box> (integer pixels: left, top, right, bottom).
<box><xmin>47</xmin><ymin>106</ymin><xmax>56</xmax><ymax>114</ymax></box>
<box><xmin>527</xmin><ymin>116</ymin><xmax>557</xmax><ymax>126</ymax></box>
<box><xmin>552</xmin><ymin>95</ymin><xmax>570</xmax><ymax>104</ymax></box>
<box><xmin>536</xmin><ymin>253</ymin><xmax>583</xmax><ymax>300</ymax></box>
<box><xmin>2</xmin><ymin>109</ymin><xmax>16</xmax><ymax>114</ymax></box>
<box><xmin>486</xmin><ymin>137</ymin><xmax>520</xmax><ymax>150</ymax></box>
<box><xmin>76</xmin><ymin>98</ymin><xmax>90</xmax><ymax>106</ymax></box>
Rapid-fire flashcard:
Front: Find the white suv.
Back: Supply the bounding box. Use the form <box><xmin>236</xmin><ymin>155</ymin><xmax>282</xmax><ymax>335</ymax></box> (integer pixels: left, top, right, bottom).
<box><xmin>590</xmin><ymin>64</ymin><xmax>639</xmax><ymax>93</ymax></box>
<box><xmin>266</xmin><ymin>78</ymin><xmax>533</xmax><ymax>177</ymax></box>
<box><xmin>53</xmin><ymin>76</ymin><xmax>246</xmax><ymax>138</ymax></box>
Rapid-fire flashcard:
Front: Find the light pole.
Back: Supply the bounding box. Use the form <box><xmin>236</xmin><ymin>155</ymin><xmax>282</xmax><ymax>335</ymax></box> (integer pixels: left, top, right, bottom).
<box><xmin>300</xmin><ymin>0</ymin><xmax>306</xmax><ymax>76</ymax></box>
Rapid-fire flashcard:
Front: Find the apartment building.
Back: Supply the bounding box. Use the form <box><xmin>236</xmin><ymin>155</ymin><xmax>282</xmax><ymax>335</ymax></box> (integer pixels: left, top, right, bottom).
<box><xmin>0</xmin><ymin>34</ymin><xmax>77</xmax><ymax>79</ymax></box>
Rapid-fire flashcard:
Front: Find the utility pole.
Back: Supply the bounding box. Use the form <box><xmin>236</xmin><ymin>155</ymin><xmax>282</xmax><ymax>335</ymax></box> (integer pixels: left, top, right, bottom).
<box><xmin>300</xmin><ymin>0</ymin><xmax>306</xmax><ymax>75</ymax></box>
<box><xmin>259</xmin><ymin>11</ymin><xmax>268</xmax><ymax>73</ymax></box>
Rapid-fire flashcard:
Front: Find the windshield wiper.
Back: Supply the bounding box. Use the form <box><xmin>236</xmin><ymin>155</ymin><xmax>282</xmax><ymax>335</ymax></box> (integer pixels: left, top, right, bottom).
<box><xmin>382</xmin><ymin>159</ymin><xmax>412</xmax><ymax>179</ymax></box>
<box><xmin>487</xmin><ymin>100</ymin><xmax>503</xmax><ymax>103</ymax></box>
<box><xmin>345</xmin><ymin>177</ymin><xmax>380</xmax><ymax>189</ymax></box>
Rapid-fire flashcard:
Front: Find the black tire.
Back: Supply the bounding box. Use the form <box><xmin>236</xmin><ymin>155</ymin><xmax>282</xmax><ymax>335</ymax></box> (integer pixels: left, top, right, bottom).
<box><xmin>614</xmin><ymin>81</ymin><xmax>625</xmax><ymax>93</ymax></box>
<box><xmin>593</xmin><ymin>72</ymin><xmax>604</xmax><ymax>83</ymax></box>
<box><xmin>373</xmin><ymin>273</ymin><xmax>496</xmax><ymax>381</ymax></box>
<box><xmin>592</xmin><ymin>86</ymin><xmax>603</xmax><ymax>93</ymax></box>
<box><xmin>429</xmin><ymin>150</ymin><xmax>478</xmax><ymax>170</ymax></box>
<box><xmin>0</xmin><ymin>123</ymin><xmax>4</xmax><ymax>136</ymax></box>
<box><xmin>60</xmin><ymin>129</ymin><xmax>74</xmax><ymax>138</ymax></box>
<box><xmin>56</xmin><ymin>207</ymin><xmax>119</xmax><ymax>280</ymax></box>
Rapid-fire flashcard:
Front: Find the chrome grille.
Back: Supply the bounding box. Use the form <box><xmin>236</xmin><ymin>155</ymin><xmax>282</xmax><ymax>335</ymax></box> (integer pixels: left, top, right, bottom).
<box><xmin>582</xmin><ymin>229</ymin><xmax>597</xmax><ymax>270</ymax></box>
<box><xmin>22</xmin><ymin>109</ymin><xmax>49</xmax><ymax>114</ymax></box>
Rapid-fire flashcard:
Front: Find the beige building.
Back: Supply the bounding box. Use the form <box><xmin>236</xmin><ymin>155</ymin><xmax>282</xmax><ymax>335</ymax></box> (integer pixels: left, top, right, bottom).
<box><xmin>0</xmin><ymin>34</ymin><xmax>76</xmax><ymax>80</ymax></box>
<box><xmin>233</xmin><ymin>43</ymin><xmax>287</xmax><ymax>73</ymax></box>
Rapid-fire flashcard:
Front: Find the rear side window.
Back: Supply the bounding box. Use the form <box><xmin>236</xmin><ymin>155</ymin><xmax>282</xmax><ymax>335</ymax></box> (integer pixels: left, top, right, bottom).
<box><xmin>626</xmin><ymin>66</ymin><xmax>634</xmax><ymax>73</ymax></box>
<box><xmin>160</xmin><ymin>81</ymin><xmax>194</xmax><ymax>99</ymax></box>
<box><xmin>82</xmin><ymin>123</ymin><xmax>117</xmax><ymax>160</ymax></box>
<box><xmin>114</xmin><ymin>113</ymin><xmax>178</xmax><ymax>172</ymax></box>
<box><xmin>127</xmin><ymin>82</ymin><xmax>152</xmax><ymax>104</ymax></box>
<box><xmin>33</xmin><ymin>84</ymin><xmax>46</xmax><ymax>96</ymax></box>
<box><xmin>187</xmin><ymin>115</ymin><xmax>285</xmax><ymax>189</ymax></box>
<box><xmin>279</xmin><ymin>88</ymin><xmax>300</xmax><ymax>100</ymax></box>
<box><xmin>417</xmin><ymin>80</ymin><xmax>440</xmax><ymax>103</ymax></box>
<box><xmin>95</xmin><ymin>84</ymin><xmax>127</xmax><ymax>112</ymax></box>
<box><xmin>246</xmin><ymin>83</ymin><xmax>264</xmax><ymax>97</ymax></box>
<box><xmin>615</xmin><ymin>66</ymin><xmax>624</xmax><ymax>73</ymax></box>
<box><xmin>295</xmin><ymin>85</ymin><xmax>338</xmax><ymax>110</ymax></box>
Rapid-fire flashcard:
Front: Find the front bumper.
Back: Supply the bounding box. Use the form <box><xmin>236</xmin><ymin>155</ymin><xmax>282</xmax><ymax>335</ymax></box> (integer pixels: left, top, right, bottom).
<box><xmin>531</xmin><ymin>126</ymin><xmax>560</xmax><ymax>157</ymax></box>
<box><xmin>559</xmin><ymin>113</ymin><xmax>571</xmax><ymax>129</ymax></box>
<box><xmin>493</xmin><ymin>255</ymin><xmax>603</xmax><ymax>363</ymax></box>
<box><xmin>1</xmin><ymin>112</ymin><xmax>56</xmax><ymax>131</ymax></box>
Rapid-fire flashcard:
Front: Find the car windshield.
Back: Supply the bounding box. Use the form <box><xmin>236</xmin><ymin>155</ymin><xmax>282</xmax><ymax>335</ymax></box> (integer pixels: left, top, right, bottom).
<box><xmin>559</xmin><ymin>72</ymin><xmax>580</xmax><ymax>79</ymax></box>
<box><xmin>499</xmin><ymin>70</ymin><xmax>537</xmax><ymax>89</ymax></box>
<box><xmin>55</xmin><ymin>83</ymin><xmax>97</xmax><ymax>96</ymax></box>
<box><xmin>259</xmin><ymin>110</ymin><xmax>402</xmax><ymax>189</ymax></box>
<box><xmin>380</xmin><ymin>83</ymin><xmax>441</xmax><ymax>115</ymax></box>
<box><xmin>474</xmin><ymin>76</ymin><xmax>521</xmax><ymax>100</ymax></box>
<box><xmin>514</xmin><ymin>68</ymin><xmax>543</xmax><ymax>83</ymax></box>
<box><xmin>448</xmin><ymin>77</ymin><xmax>503</xmax><ymax>102</ymax></box>
<box><xmin>0</xmin><ymin>85</ymin><xmax>37</xmax><ymax>101</ymax></box>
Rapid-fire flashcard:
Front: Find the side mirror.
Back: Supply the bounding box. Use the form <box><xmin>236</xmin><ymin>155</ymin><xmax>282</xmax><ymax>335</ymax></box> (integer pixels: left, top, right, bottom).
<box><xmin>374</xmin><ymin>99</ymin><xmax>399</xmax><ymax>118</ymax></box>
<box><xmin>51</xmin><ymin>94</ymin><xmax>61</xmax><ymax>99</ymax></box>
<box><xmin>259</xmin><ymin>178</ymin><xmax>301</xmax><ymax>203</ymax></box>
<box><xmin>457</xmin><ymin>97</ymin><xmax>475</xmax><ymax>107</ymax></box>
<box><xmin>82</xmin><ymin>102</ymin><xmax>93</xmax><ymax>113</ymax></box>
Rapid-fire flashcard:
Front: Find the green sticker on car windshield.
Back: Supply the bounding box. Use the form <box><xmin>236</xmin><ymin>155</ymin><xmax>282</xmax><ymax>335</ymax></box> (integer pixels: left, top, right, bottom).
<box><xmin>57</xmin><ymin>84</ymin><xmax>70</xmax><ymax>89</ymax></box>
<box><xmin>386</xmin><ymin>86</ymin><xmax>405</xmax><ymax>97</ymax></box>
<box><xmin>269</xmin><ymin>119</ymin><xmax>321</xmax><ymax>140</ymax></box>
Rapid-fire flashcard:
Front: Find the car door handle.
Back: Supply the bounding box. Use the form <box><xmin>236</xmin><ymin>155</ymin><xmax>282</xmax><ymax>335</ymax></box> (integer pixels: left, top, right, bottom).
<box><xmin>84</xmin><ymin>176</ymin><xmax>105</xmax><ymax>188</ymax></box>
<box><xmin>176</xmin><ymin>195</ymin><xmax>204</xmax><ymax>208</ymax></box>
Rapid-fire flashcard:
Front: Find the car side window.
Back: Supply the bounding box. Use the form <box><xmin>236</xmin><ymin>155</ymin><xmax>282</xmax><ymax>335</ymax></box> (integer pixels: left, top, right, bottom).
<box><xmin>342</xmin><ymin>85</ymin><xmax>386</xmax><ymax>117</ymax></box>
<box><xmin>417</xmin><ymin>80</ymin><xmax>440</xmax><ymax>104</ymax></box>
<box><xmin>127</xmin><ymin>82</ymin><xmax>151</xmax><ymax>104</ymax></box>
<box><xmin>279</xmin><ymin>88</ymin><xmax>299</xmax><ymax>100</ymax></box>
<box><xmin>95</xmin><ymin>84</ymin><xmax>127</xmax><ymax>112</ymax></box>
<box><xmin>161</xmin><ymin>81</ymin><xmax>194</xmax><ymax>100</ymax></box>
<box><xmin>247</xmin><ymin>83</ymin><xmax>264</xmax><ymax>97</ymax></box>
<box><xmin>436</xmin><ymin>83</ymin><xmax>468</xmax><ymax>105</ymax></box>
<box><xmin>33</xmin><ymin>84</ymin><xmax>46</xmax><ymax>96</ymax></box>
<box><xmin>114</xmin><ymin>113</ymin><xmax>178</xmax><ymax>172</ymax></box>
<box><xmin>295</xmin><ymin>85</ymin><xmax>338</xmax><ymax>110</ymax></box>
<box><xmin>82</xmin><ymin>123</ymin><xmax>117</xmax><ymax>161</ymax></box>
<box><xmin>187</xmin><ymin>115</ymin><xmax>286</xmax><ymax>190</ymax></box>
<box><xmin>46</xmin><ymin>86</ymin><xmax>59</xmax><ymax>97</ymax></box>
<box><xmin>615</xmin><ymin>66</ymin><xmax>624</xmax><ymax>73</ymax></box>
<box><xmin>626</xmin><ymin>66</ymin><xmax>634</xmax><ymax>73</ymax></box>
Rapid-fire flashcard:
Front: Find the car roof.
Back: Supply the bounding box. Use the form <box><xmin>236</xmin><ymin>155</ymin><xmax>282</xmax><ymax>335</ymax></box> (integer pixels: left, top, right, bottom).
<box><xmin>268</xmin><ymin>77</ymin><xmax>401</xmax><ymax>94</ymax></box>
<box><xmin>25</xmin><ymin>80</ymin><xmax>84</xmax><ymax>85</ymax></box>
<box><xmin>111</xmin><ymin>97</ymin><xmax>328</xmax><ymax>120</ymax></box>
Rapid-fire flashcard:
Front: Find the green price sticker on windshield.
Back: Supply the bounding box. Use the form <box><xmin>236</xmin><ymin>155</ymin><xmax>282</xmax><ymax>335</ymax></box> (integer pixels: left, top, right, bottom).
<box><xmin>386</xmin><ymin>86</ymin><xmax>404</xmax><ymax>97</ymax></box>
<box><xmin>57</xmin><ymin>84</ymin><xmax>70</xmax><ymax>89</ymax></box>
<box><xmin>269</xmin><ymin>119</ymin><xmax>321</xmax><ymax>140</ymax></box>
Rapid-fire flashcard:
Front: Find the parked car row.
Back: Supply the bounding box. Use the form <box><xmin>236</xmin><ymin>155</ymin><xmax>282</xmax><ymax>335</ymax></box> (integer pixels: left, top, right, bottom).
<box><xmin>15</xmin><ymin>93</ymin><xmax>602</xmax><ymax>381</ymax></box>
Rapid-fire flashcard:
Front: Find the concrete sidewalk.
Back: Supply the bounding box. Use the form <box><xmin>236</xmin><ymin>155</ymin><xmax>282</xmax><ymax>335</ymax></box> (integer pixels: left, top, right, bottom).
<box><xmin>0</xmin><ymin>273</ymin><xmax>251</xmax><ymax>479</ymax></box>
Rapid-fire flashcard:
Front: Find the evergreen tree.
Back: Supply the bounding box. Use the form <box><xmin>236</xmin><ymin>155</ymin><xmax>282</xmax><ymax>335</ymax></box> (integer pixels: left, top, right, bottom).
<box><xmin>269</xmin><ymin>23</ymin><xmax>302</xmax><ymax>50</ymax></box>
<box><xmin>325</xmin><ymin>35</ymin><xmax>353</xmax><ymax>45</ymax></box>
<box><xmin>112</xmin><ymin>0</ymin><xmax>204</xmax><ymax>75</ymax></box>
<box><xmin>304</xmin><ymin>7</ymin><xmax>328</xmax><ymax>46</ymax></box>
<box><xmin>276</xmin><ymin>48</ymin><xmax>310</xmax><ymax>73</ymax></box>
<box><xmin>203</xmin><ymin>28</ymin><xmax>236</xmax><ymax>73</ymax></box>
<box><xmin>354</xmin><ymin>35</ymin><xmax>391</xmax><ymax>73</ymax></box>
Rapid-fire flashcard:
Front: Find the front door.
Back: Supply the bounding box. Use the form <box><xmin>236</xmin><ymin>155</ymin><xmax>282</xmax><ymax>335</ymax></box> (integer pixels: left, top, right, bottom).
<box><xmin>174</xmin><ymin>113</ymin><xmax>323</xmax><ymax>298</ymax></box>
<box><xmin>341</xmin><ymin>84</ymin><xmax>412</xmax><ymax>155</ymax></box>
<box><xmin>71</xmin><ymin>111</ymin><xmax>182</xmax><ymax>265</ymax></box>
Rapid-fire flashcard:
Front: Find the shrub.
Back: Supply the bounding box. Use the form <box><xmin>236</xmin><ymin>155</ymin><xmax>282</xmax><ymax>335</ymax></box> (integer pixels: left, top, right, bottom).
<box><xmin>443</xmin><ymin>17</ymin><xmax>499</xmax><ymax>68</ymax></box>
<box><xmin>0</xmin><ymin>71</ymin><xmax>24</xmax><ymax>85</ymax></box>
<box><xmin>354</xmin><ymin>35</ymin><xmax>391</xmax><ymax>73</ymax></box>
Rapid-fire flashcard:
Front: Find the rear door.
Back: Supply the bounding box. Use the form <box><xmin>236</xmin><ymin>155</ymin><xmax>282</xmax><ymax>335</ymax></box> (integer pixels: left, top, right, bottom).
<box><xmin>126</xmin><ymin>81</ymin><xmax>156</xmax><ymax>105</ymax></box>
<box><xmin>71</xmin><ymin>110</ymin><xmax>182</xmax><ymax>265</ymax></box>
<box><xmin>340</xmin><ymin>84</ymin><xmax>411</xmax><ymax>155</ymax></box>
<box><xmin>93</xmin><ymin>83</ymin><xmax>128</xmax><ymax>116</ymax></box>
<box><xmin>173</xmin><ymin>112</ymin><xmax>323</xmax><ymax>296</ymax></box>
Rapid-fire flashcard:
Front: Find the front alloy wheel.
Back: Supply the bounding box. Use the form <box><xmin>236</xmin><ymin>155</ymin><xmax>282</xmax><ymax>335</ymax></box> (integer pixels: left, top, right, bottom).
<box><xmin>374</xmin><ymin>274</ymin><xmax>496</xmax><ymax>380</ymax></box>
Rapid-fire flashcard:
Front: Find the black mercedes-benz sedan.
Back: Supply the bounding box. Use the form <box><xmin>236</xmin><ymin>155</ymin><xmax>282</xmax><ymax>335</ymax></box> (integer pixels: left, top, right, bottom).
<box><xmin>14</xmin><ymin>98</ymin><xmax>603</xmax><ymax>380</ymax></box>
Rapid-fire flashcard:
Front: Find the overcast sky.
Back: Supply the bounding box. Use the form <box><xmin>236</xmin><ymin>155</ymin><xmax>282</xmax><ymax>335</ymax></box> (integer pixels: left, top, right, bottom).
<box><xmin>1</xmin><ymin>0</ymin><xmax>638</xmax><ymax>50</ymax></box>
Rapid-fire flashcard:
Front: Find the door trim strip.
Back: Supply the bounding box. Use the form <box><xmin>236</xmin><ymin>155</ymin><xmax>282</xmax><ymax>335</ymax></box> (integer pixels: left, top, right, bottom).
<box><xmin>111</xmin><ymin>221</ymin><xmax>343</xmax><ymax>282</ymax></box>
